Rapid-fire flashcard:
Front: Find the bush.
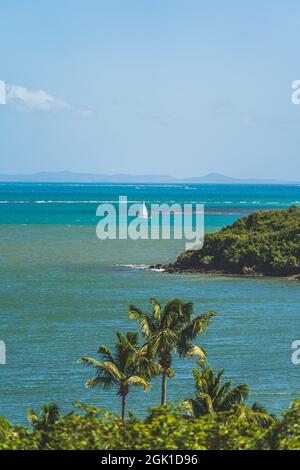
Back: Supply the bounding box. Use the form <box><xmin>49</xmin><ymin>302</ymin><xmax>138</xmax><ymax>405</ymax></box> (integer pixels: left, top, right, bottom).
<box><xmin>0</xmin><ymin>400</ymin><xmax>299</xmax><ymax>450</ymax></box>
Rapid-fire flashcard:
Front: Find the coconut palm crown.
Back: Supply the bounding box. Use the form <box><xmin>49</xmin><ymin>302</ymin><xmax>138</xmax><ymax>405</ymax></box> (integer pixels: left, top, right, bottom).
<box><xmin>129</xmin><ymin>298</ymin><xmax>218</xmax><ymax>405</ymax></box>
<box><xmin>28</xmin><ymin>403</ymin><xmax>61</xmax><ymax>431</ymax></box>
<box><xmin>184</xmin><ymin>362</ymin><xmax>275</xmax><ymax>428</ymax></box>
<box><xmin>78</xmin><ymin>331</ymin><xmax>152</xmax><ymax>422</ymax></box>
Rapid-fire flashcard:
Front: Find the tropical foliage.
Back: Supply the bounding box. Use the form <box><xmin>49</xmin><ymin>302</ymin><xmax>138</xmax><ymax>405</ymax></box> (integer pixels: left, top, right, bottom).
<box><xmin>78</xmin><ymin>331</ymin><xmax>152</xmax><ymax>421</ymax></box>
<box><xmin>176</xmin><ymin>207</ymin><xmax>300</xmax><ymax>275</ymax></box>
<box><xmin>129</xmin><ymin>298</ymin><xmax>218</xmax><ymax>404</ymax></box>
<box><xmin>27</xmin><ymin>403</ymin><xmax>61</xmax><ymax>431</ymax></box>
<box><xmin>183</xmin><ymin>362</ymin><xmax>275</xmax><ymax>428</ymax></box>
<box><xmin>0</xmin><ymin>401</ymin><xmax>299</xmax><ymax>450</ymax></box>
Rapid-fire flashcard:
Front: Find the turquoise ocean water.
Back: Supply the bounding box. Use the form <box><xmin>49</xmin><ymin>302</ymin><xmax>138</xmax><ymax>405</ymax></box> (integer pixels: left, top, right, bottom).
<box><xmin>0</xmin><ymin>183</ymin><xmax>299</xmax><ymax>424</ymax></box>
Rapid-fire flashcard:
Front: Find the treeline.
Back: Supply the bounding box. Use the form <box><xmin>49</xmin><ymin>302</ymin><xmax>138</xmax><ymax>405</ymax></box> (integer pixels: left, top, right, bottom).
<box><xmin>0</xmin><ymin>400</ymin><xmax>299</xmax><ymax>450</ymax></box>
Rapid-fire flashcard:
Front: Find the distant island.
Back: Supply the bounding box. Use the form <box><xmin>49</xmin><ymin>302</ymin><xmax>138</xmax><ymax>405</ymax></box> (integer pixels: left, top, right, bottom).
<box><xmin>0</xmin><ymin>171</ymin><xmax>299</xmax><ymax>184</ymax></box>
<box><xmin>153</xmin><ymin>207</ymin><xmax>300</xmax><ymax>279</ymax></box>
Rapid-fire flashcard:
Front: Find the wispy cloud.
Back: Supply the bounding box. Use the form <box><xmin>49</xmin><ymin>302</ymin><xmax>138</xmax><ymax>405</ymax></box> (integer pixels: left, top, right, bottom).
<box><xmin>5</xmin><ymin>84</ymin><xmax>93</xmax><ymax>117</ymax></box>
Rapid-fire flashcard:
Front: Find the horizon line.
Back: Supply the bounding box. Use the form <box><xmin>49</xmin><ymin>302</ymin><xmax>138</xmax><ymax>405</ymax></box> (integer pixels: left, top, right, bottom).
<box><xmin>0</xmin><ymin>170</ymin><xmax>299</xmax><ymax>185</ymax></box>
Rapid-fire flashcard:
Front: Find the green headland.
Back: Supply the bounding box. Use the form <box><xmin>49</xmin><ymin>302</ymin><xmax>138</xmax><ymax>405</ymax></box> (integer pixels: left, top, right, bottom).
<box><xmin>158</xmin><ymin>206</ymin><xmax>300</xmax><ymax>278</ymax></box>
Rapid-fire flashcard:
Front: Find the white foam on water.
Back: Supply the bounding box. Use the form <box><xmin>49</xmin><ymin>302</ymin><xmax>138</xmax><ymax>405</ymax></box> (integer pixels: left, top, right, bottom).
<box><xmin>116</xmin><ymin>263</ymin><xmax>150</xmax><ymax>270</ymax></box>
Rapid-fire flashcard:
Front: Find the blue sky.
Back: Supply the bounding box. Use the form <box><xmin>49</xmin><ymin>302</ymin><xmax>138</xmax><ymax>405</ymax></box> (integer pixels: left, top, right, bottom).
<box><xmin>1</xmin><ymin>0</ymin><xmax>300</xmax><ymax>179</ymax></box>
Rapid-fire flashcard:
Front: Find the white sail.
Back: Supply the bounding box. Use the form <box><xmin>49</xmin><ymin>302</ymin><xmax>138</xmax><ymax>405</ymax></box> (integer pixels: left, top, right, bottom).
<box><xmin>139</xmin><ymin>201</ymin><xmax>148</xmax><ymax>219</ymax></box>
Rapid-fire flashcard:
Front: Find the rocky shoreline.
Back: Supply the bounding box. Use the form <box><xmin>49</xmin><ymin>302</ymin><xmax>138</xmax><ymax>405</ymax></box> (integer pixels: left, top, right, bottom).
<box><xmin>149</xmin><ymin>263</ymin><xmax>300</xmax><ymax>281</ymax></box>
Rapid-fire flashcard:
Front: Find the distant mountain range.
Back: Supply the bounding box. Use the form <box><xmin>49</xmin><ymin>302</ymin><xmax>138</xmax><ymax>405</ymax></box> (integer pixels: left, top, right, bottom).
<box><xmin>0</xmin><ymin>171</ymin><xmax>298</xmax><ymax>184</ymax></box>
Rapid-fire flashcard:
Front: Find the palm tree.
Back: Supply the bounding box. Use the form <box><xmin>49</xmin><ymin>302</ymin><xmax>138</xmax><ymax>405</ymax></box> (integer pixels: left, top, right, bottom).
<box><xmin>28</xmin><ymin>403</ymin><xmax>61</xmax><ymax>431</ymax></box>
<box><xmin>129</xmin><ymin>298</ymin><xmax>218</xmax><ymax>405</ymax></box>
<box><xmin>230</xmin><ymin>402</ymin><xmax>275</xmax><ymax>428</ymax></box>
<box><xmin>183</xmin><ymin>362</ymin><xmax>275</xmax><ymax>428</ymax></box>
<box><xmin>78</xmin><ymin>331</ymin><xmax>152</xmax><ymax>422</ymax></box>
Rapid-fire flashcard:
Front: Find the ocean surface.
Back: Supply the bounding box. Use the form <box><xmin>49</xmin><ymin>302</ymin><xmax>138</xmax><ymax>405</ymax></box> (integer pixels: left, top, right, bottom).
<box><xmin>0</xmin><ymin>183</ymin><xmax>299</xmax><ymax>424</ymax></box>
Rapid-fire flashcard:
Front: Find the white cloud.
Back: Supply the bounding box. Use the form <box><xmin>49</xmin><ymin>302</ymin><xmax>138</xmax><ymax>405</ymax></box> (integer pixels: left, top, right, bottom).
<box><xmin>5</xmin><ymin>84</ymin><xmax>93</xmax><ymax>116</ymax></box>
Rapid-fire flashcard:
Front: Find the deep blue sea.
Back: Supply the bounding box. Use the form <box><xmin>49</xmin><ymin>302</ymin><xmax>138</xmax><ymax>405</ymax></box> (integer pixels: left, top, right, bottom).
<box><xmin>0</xmin><ymin>183</ymin><xmax>299</xmax><ymax>424</ymax></box>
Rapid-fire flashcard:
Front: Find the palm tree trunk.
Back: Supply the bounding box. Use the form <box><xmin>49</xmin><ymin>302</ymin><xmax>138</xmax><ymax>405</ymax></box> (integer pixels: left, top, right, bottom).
<box><xmin>121</xmin><ymin>394</ymin><xmax>126</xmax><ymax>423</ymax></box>
<box><xmin>161</xmin><ymin>370</ymin><xmax>167</xmax><ymax>405</ymax></box>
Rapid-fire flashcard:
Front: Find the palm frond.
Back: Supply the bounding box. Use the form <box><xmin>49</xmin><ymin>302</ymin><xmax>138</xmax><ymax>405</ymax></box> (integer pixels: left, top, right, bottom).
<box><xmin>182</xmin><ymin>311</ymin><xmax>219</xmax><ymax>341</ymax></box>
<box><xmin>41</xmin><ymin>403</ymin><xmax>60</xmax><ymax>425</ymax></box>
<box><xmin>195</xmin><ymin>392</ymin><xmax>215</xmax><ymax>413</ymax></box>
<box><xmin>129</xmin><ymin>306</ymin><xmax>155</xmax><ymax>338</ymax></box>
<box><xmin>181</xmin><ymin>399</ymin><xmax>206</xmax><ymax>418</ymax></box>
<box><xmin>73</xmin><ymin>402</ymin><xmax>101</xmax><ymax>417</ymax></box>
<box><xmin>162</xmin><ymin>299</ymin><xmax>184</xmax><ymax>326</ymax></box>
<box><xmin>134</xmin><ymin>345</ymin><xmax>161</xmax><ymax>379</ymax></box>
<box><xmin>221</xmin><ymin>384</ymin><xmax>249</xmax><ymax>409</ymax></box>
<box><xmin>177</xmin><ymin>343</ymin><xmax>207</xmax><ymax>359</ymax></box>
<box><xmin>181</xmin><ymin>301</ymin><xmax>194</xmax><ymax>322</ymax></box>
<box><xmin>149</xmin><ymin>329</ymin><xmax>178</xmax><ymax>357</ymax></box>
<box><xmin>232</xmin><ymin>403</ymin><xmax>275</xmax><ymax>428</ymax></box>
<box><xmin>85</xmin><ymin>376</ymin><xmax>114</xmax><ymax>389</ymax></box>
<box><xmin>27</xmin><ymin>409</ymin><xmax>39</xmax><ymax>425</ymax></box>
<box><xmin>251</xmin><ymin>402</ymin><xmax>277</xmax><ymax>427</ymax></box>
<box><xmin>162</xmin><ymin>309</ymin><xmax>183</xmax><ymax>329</ymax></box>
<box><xmin>115</xmin><ymin>331</ymin><xmax>139</xmax><ymax>373</ymax></box>
<box><xmin>124</xmin><ymin>375</ymin><xmax>151</xmax><ymax>390</ymax></box>
<box><xmin>28</xmin><ymin>403</ymin><xmax>60</xmax><ymax>429</ymax></box>
<box><xmin>97</xmin><ymin>345</ymin><xmax>114</xmax><ymax>362</ymax></box>
<box><xmin>78</xmin><ymin>356</ymin><xmax>104</xmax><ymax>367</ymax></box>
<box><xmin>98</xmin><ymin>361</ymin><xmax>124</xmax><ymax>380</ymax></box>
<box><xmin>167</xmin><ymin>367</ymin><xmax>175</xmax><ymax>378</ymax></box>
<box><xmin>251</xmin><ymin>402</ymin><xmax>269</xmax><ymax>415</ymax></box>
<box><xmin>79</xmin><ymin>356</ymin><xmax>123</xmax><ymax>381</ymax></box>
<box><xmin>134</xmin><ymin>342</ymin><xmax>149</xmax><ymax>363</ymax></box>
<box><xmin>149</xmin><ymin>298</ymin><xmax>161</xmax><ymax>321</ymax></box>
<box><xmin>125</xmin><ymin>331</ymin><xmax>139</xmax><ymax>347</ymax></box>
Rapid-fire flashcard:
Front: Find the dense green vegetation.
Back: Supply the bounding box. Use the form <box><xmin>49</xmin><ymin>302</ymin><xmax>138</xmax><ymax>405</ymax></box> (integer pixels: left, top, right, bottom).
<box><xmin>0</xmin><ymin>401</ymin><xmax>299</xmax><ymax>450</ymax></box>
<box><xmin>175</xmin><ymin>207</ymin><xmax>300</xmax><ymax>275</ymax></box>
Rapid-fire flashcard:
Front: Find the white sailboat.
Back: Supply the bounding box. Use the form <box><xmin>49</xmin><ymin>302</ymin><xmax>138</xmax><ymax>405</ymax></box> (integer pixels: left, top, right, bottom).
<box><xmin>139</xmin><ymin>201</ymin><xmax>149</xmax><ymax>219</ymax></box>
